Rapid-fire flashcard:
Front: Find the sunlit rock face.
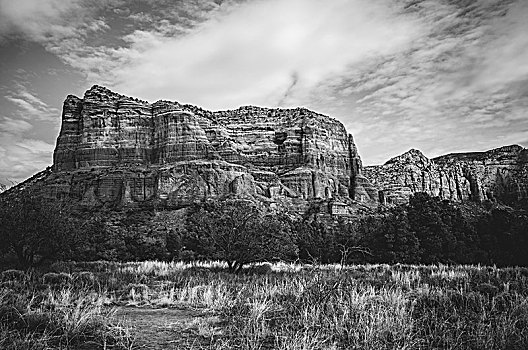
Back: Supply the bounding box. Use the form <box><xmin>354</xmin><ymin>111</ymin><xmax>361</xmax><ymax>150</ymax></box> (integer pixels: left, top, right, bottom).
<box><xmin>46</xmin><ymin>85</ymin><xmax>375</xmax><ymax>210</ymax></box>
<box><xmin>363</xmin><ymin>145</ymin><xmax>528</xmax><ymax>205</ymax></box>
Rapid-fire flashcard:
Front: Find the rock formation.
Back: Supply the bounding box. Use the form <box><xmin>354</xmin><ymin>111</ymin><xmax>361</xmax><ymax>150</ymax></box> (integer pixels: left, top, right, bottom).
<box><xmin>19</xmin><ymin>85</ymin><xmax>377</xmax><ymax>214</ymax></box>
<box><xmin>7</xmin><ymin>84</ymin><xmax>526</xmax><ymax>213</ymax></box>
<box><xmin>363</xmin><ymin>145</ymin><xmax>528</xmax><ymax>205</ymax></box>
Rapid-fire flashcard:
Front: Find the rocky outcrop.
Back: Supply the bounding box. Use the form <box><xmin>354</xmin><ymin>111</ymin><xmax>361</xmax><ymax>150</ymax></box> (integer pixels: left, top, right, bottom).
<box><xmin>6</xmin><ymin>85</ymin><xmax>527</xmax><ymax>213</ymax></box>
<box><xmin>20</xmin><ymin>85</ymin><xmax>377</xmax><ymax>213</ymax></box>
<box><xmin>363</xmin><ymin>145</ymin><xmax>528</xmax><ymax>205</ymax></box>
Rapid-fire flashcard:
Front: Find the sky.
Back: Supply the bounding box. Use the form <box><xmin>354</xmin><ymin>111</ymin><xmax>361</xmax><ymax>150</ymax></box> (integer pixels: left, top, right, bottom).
<box><xmin>1</xmin><ymin>0</ymin><xmax>527</xmax><ymax>184</ymax></box>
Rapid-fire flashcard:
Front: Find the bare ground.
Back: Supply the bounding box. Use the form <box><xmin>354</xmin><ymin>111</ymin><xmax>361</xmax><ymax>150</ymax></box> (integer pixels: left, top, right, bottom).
<box><xmin>112</xmin><ymin>307</ymin><xmax>224</xmax><ymax>349</ymax></box>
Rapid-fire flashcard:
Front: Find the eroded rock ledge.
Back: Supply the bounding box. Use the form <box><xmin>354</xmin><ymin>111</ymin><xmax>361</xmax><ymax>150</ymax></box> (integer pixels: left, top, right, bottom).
<box><xmin>9</xmin><ymin>85</ymin><xmax>525</xmax><ymax>213</ymax></box>
<box><xmin>363</xmin><ymin>145</ymin><xmax>528</xmax><ymax>205</ymax></box>
<box><xmin>45</xmin><ymin>85</ymin><xmax>376</xmax><ymax>213</ymax></box>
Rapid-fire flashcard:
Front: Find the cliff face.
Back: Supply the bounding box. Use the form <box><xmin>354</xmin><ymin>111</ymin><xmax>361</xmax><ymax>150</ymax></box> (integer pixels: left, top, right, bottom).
<box><xmin>7</xmin><ymin>84</ymin><xmax>527</xmax><ymax>212</ymax></box>
<box><xmin>363</xmin><ymin>145</ymin><xmax>528</xmax><ymax>205</ymax></box>
<box><xmin>40</xmin><ymin>85</ymin><xmax>376</xmax><ymax>212</ymax></box>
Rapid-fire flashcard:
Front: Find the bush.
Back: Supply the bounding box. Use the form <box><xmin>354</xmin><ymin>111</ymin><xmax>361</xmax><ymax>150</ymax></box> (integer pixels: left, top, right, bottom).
<box><xmin>244</xmin><ymin>263</ymin><xmax>273</xmax><ymax>275</ymax></box>
<box><xmin>74</xmin><ymin>271</ymin><xmax>96</xmax><ymax>285</ymax></box>
<box><xmin>0</xmin><ymin>269</ymin><xmax>25</xmax><ymax>282</ymax></box>
<box><xmin>42</xmin><ymin>272</ymin><xmax>72</xmax><ymax>286</ymax></box>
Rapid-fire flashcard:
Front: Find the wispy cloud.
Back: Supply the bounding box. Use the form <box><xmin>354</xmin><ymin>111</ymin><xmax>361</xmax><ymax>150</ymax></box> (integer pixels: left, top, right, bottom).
<box><xmin>0</xmin><ymin>115</ymin><xmax>53</xmax><ymax>182</ymax></box>
<box><xmin>322</xmin><ymin>0</ymin><xmax>528</xmax><ymax>164</ymax></box>
<box><xmin>111</xmin><ymin>0</ymin><xmax>423</xmax><ymax>109</ymax></box>
<box><xmin>0</xmin><ymin>0</ymin><xmax>91</xmax><ymax>43</ymax></box>
<box><xmin>0</xmin><ymin>116</ymin><xmax>33</xmax><ymax>134</ymax></box>
<box><xmin>0</xmin><ymin>135</ymin><xmax>54</xmax><ymax>182</ymax></box>
<box><xmin>5</xmin><ymin>84</ymin><xmax>59</xmax><ymax>121</ymax></box>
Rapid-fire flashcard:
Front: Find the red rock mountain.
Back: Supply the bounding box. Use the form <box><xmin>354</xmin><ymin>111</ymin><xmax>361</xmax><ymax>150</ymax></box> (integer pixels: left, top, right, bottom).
<box><xmin>363</xmin><ymin>145</ymin><xmax>528</xmax><ymax>205</ymax></box>
<box><xmin>23</xmin><ymin>85</ymin><xmax>376</xmax><ymax>214</ymax></box>
<box><xmin>5</xmin><ymin>85</ymin><xmax>527</xmax><ymax>213</ymax></box>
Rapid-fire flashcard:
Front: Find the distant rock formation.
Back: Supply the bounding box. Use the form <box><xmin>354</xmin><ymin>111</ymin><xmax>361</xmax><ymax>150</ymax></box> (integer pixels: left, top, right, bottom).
<box><xmin>16</xmin><ymin>85</ymin><xmax>377</xmax><ymax>214</ymax></box>
<box><xmin>363</xmin><ymin>145</ymin><xmax>528</xmax><ymax>205</ymax></box>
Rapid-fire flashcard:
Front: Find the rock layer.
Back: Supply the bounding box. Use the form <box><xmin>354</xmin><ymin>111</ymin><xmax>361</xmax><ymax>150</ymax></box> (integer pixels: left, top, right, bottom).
<box><xmin>363</xmin><ymin>145</ymin><xmax>528</xmax><ymax>205</ymax></box>
<box><xmin>43</xmin><ymin>85</ymin><xmax>377</xmax><ymax>212</ymax></box>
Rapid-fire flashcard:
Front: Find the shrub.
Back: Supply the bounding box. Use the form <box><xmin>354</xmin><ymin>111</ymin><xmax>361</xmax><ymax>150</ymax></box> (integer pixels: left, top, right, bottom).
<box><xmin>125</xmin><ymin>283</ymin><xmax>149</xmax><ymax>303</ymax></box>
<box><xmin>74</xmin><ymin>271</ymin><xmax>96</xmax><ymax>285</ymax></box>
<box><xmin>0</xmin><ymin>269</ymin><xmax>25</xmax><ymax>282</ymax></box>
<box><xmin>42</xmin><ymin>272</ymin><xmax>72</xmax><ymax>286</ymax></box>
<box><xmin>244</xmin><ymin>263</ymin><xmax>273</xmax><ymax>275</ymax></box>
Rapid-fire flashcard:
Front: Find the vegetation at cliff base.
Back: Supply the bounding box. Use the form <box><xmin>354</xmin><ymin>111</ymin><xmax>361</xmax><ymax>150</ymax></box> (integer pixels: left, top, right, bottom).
<box><xmin>0</xmin><ymin>193</ymin><xmax>80</xmax><ymax>269</ymax></box>
<box><xmin>184</xmin><ymin>199</ymin><xmax>297</xmax><ymax>271</ymax></box>
<box><xmin>1</xmin><ymin>193</ymin><xmax>528</xmax><ymax>268</ymax></box>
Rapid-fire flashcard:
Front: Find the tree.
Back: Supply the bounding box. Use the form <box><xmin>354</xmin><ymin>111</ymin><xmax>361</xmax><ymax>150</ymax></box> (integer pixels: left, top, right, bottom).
<box><xmin>73</xmin><ymin>209</ymin><xmax>178</xmax><ymax>262</ymax></box>
<box><xmin>0</xmin><ymin>193</ymin><xmax>77</xmax><ymax>268</ymax></box>
<box><xmin>362</xmin><ymin>206</ymin><xmax>420</xmax><ymax>264</ymax></box>
<box><xmin>477</xmin><ymin>206</ymin><xmax>528</xmax><ymax>266</ymax></box>
<box><xmin>407</xmin><ymin>193</ymin><xmax>479</xmax><ymax>264</ymax></box>
<box><xmin>184</xmin><ymin>199</ymin><xmax>297</xmax><ymax>271</ymax></box>
<box><xmin>295</xmin><ymin>217</ymin><xmax>335</xmax><ymax>263</ymax></box>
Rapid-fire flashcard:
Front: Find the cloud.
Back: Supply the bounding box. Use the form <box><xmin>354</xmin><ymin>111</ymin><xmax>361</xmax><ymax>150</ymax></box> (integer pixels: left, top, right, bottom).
<box><xmin>0</xmin><ymin>131</ymin><xmax>54</xmax><ymax>183</ymax></box>
<box><xmin>0</xmin><ymin>0</ymin><xmax>83</xmax><ymax>42</ymax></box>
<box><xmin>470</xmin><ymin>1</ymin><xmax>528</xmax><ymax>91</ymax></box>
<box><xmin>323</xmin><ymin>0</ymin><xmax>528</xmax><ymax>164</ymax></box>
<box><xmin>0</xmin><ymin>116</ymin><xmax>33</xmax><ymax>134</ymax></box>
<box><xmin>0</xmin><ymin>107</ymin><xmax>53</xmax><ymax>183</ymax></box>
<box><xmin>277</xmin><ymin>72</ymin><xmax>299</xmax><ymax>107</ymax></box>
<box><xmin>111</xmin><ymin>0</ymin><xmax>423</xmax><ymax>109</ymax></box>
<box><xmin>4</xmin><ymin>84</ymin><xmax>59</xmax><ymax>121</ymax></box>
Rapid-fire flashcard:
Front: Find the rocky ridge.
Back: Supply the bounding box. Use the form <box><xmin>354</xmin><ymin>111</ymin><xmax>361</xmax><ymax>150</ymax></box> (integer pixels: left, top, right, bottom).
<box><xmin>5</xmin><ymin>85</ymin><xmax>527</xmax><ymax>213</ymax></box>
<box><xmin>17</xmin><ymin>85</ymin><xmax>377</xmax><ymax>215</ymax></box>
<box><xmin>363</xmin><ymin>145</ymin><xmax>528</xmax><ymax>205</ymax></box>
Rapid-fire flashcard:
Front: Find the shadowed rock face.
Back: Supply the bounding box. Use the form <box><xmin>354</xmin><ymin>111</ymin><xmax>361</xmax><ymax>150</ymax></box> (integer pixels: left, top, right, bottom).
<box><xmin>42</xmin><ymin>85</ymin><xmax>376</xmax><ymax>211</ymax></box>
<box><xmin>363</xmin><ymin>145</ymin><xmax>528</xmax><ymax>205</ymax></box>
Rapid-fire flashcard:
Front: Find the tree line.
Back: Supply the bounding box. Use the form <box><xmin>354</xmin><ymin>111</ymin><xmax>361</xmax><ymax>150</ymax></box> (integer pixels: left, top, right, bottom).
<box><xmin>1</xmin><ymin>192</ymin><xmax>527</xmax><ymax>269</ymax></box>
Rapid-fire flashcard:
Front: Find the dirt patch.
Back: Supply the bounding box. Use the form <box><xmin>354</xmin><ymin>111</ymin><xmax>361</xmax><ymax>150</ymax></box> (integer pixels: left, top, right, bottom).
<box><xmin>112</xmin><ymin>307</ymin><xmax>223</xmax><ymax>349</ymax></box>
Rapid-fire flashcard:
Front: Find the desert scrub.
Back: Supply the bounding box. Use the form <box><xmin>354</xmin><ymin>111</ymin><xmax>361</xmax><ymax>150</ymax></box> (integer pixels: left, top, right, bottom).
<box><xmin>220</xmin><ymin>271</ymin><xmax>416</xmax><ymax>349</ymax></box>
<box><xmin>187</xmin><ymin>265</ymin><xmax>528</xmax><ymax>350</ymax></box>
<box><xmin>0</xmin><ymin>269</ymin><xmax>26</xmax><ymax>282</ymax></box>
<box><xmin>411</xmin><ymin>288</ymin><xmax>528</xmax><ymax>349</ymax></box>
<box><xmin>73</xmin><ymin>271</ymin><xmax>96</xmax><ymax>286</ymax></box>
<box><xmin>124</xmin><ymin>283</ymin><xmax>150</xmax><ymax>305</ymax></box>
<box><xmin>0</xmin><ymin>277</ymin><xmax>133</xmax><ymax>349</ymax></box>
<box><xmin>11</xmin><ymin>261</ymin><xmax>528</xmax><ymax>349</ymax></box>
<box><xmin>42</xmin><ymin>272</ymin><xmax>73</xmax><ymax>286</ymax></box>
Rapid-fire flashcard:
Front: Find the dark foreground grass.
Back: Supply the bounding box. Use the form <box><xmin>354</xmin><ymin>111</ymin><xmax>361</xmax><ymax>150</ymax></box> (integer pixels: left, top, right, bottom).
<box><xmin>1</xmin><ymin>262</ymin><xmax>528</xmax><ymax>349</ymax></box>
<box><xmin>0</xmin><ymin>270</ymin><xmax>133</xmax><ymax>349</ymax></box>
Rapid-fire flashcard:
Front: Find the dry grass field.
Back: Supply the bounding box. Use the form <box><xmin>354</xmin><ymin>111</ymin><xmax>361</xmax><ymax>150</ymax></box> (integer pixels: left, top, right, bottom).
<box><xmin>1</xmin><ymin>261</ymin><xmax>528</xmax><ymax>349</ymax></box>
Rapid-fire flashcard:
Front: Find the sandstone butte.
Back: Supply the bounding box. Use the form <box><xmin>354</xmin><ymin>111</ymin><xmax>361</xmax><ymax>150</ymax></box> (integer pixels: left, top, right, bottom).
<box><xmin>4</xmin><ymin>85</ymin><xmax>528</xmax><ymax>215</ymax></box>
